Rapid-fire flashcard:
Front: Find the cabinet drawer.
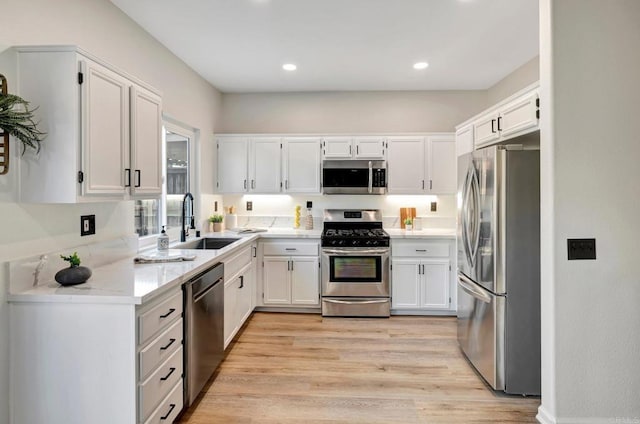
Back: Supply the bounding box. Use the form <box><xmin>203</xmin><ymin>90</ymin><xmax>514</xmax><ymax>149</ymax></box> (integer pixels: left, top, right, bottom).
<box><xmin>392</xmin><ymin>241</ymin><xmax>449</xmax><ymax>257</ymax></box>
<box><xmin>143</xmin><ymin>380</ymin><xmax>183</xmax><ymax>424</ymax></box>
<box><xmin>139</xmin><ymin>292</ymin><xmax>183</xmax><ymax>345</ymax></box>
<box><xmin>139</xmin><ymin>319</ymin><xmax>183</xmax><ymax>381</ymax></box>
<box><xmin>224</xmin><ymin>245</ymin><xmax>252</xmax><ymax>279</ymax></box>
<box><xmin>262</xmin><ymin>242</ymin><xmax>318</xmax><ymax>256</ymax></box>
<box><xmin>139</xmin><ymin>346</ymin><xmax>183</xmax><ymax>422</ymax></box>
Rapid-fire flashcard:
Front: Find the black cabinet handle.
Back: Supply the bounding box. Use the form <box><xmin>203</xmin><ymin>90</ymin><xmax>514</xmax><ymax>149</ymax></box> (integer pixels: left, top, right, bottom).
<box><xmin>160</xmin><ymin>367</ymin><xmax>176</xmax><ymax>381</ymax></box>
<box><xmin>125</xmin><ymin>169</ymin><xmax>131</xmax><ymax>187</ymax></box>
<box><xmin>159</xmin><ymin>308</ymin><xmax>176</xmax><ymax>319</ymax></box>
<box><xmin>497</xmin><ymin>116</ymin><xmax>502</xmax><ymax>131</ymax></box>
<box><xmin>160</xmin><ymin>338</ymin><xmax>176</xmax><ymax>351</ymax></box>
<box><xmin>244</xmin><ymin>179</ymin><xmax>247</xmax><ymax>189</ymax></box>
<box><xmin>134</xmin><ymin>170</ymin><xmax>141</xmax><ymax>187</ymax></box>
<box><xmin>491</xmin><ymin>119</ymin><xmax>496</xmax><ymax>133</ymax></box>
<box><xmin>160</xmin><ymin>404</ymin><xmax>176</xmax><ymax>420</ymax></box>
<box><xmin>239</xmin><ymin>275</ymin><xmax>244</xmax><ymax>289</ymax></box>
<box><xmin>356</xmin><ymin>145</ymin><xmax>359</xmax><ymax>155</ymax></box>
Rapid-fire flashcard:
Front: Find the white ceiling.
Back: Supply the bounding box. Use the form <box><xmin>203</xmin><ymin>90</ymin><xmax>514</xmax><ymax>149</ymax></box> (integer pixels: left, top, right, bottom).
<box><xmin>110</xmin><ymin>0</ymin><xmax>539</xmax><ymax>93</ymax></box>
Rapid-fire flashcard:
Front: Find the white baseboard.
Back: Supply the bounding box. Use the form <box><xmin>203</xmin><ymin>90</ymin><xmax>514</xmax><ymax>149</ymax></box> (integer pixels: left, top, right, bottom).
<box><xmin>537</xmin><ymin>406</ymin><xmax>640</xmax><ymax>424</ymax></box>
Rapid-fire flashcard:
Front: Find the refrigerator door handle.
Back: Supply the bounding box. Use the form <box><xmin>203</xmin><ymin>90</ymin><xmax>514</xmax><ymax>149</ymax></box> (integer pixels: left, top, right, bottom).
<box><xmin>462</xmin><ymin>166</ymin><xmax>475</xmax><ymax>265</ymax></box>
<box><xmin>458</xmin><ymin>274</ymin><xmax>492</xmax><ymax>304</ymax></box>
<box><xmin>468</xmin><ymin>167</ymin><xmax>481</xmax><ymax>265</ymax></box>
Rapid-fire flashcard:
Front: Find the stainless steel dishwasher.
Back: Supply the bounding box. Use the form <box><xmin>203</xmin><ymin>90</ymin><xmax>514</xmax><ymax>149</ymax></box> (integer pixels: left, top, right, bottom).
<box><xmin>183</xmin><ymin>262</ymin><xmax>224</xmax><ymax>407</ymax></box>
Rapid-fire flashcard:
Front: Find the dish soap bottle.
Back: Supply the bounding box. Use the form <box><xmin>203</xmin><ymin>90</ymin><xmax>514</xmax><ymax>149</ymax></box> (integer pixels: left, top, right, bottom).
<box><xmin>305</xmin><ymin>201</ymin><xmax>314</xmax><ymax>230</ymax></box>
<box><xmin>157</xmin><ymin>226</ymin><xmax>169</xmax><ymax>251</ymax></box>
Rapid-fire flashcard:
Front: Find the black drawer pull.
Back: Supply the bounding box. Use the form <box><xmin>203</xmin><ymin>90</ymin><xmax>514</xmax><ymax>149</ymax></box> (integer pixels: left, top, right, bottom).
<box><xmin>159</xmin><ymin>308</ymin><xmax>175</xmax><ymax>319</ymax></box>
<box><xmin>415</xmin><ymin>249</ymin><xmax>427</xmax><ymax>252</ymax></box>
<box><xmin>160</xmin><ymin>338</ymin><xmax>176</xmax><ymax>351</ymax></box>
<box><xmin>160</xmin><ymin>404</ymin><xmax>176</xmax><ymax>420</ymax></box>
<box><xmin>160</xmin><ymin>367</ymin><xmax>176</xmax><ymax>381</ymax></box>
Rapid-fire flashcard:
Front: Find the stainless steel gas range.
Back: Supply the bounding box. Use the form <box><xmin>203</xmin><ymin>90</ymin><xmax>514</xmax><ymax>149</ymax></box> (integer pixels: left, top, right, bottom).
<box><xmin>321</xmin><ymin>209</ymin><xmax>390</xmax><ymax>317</ymax></box>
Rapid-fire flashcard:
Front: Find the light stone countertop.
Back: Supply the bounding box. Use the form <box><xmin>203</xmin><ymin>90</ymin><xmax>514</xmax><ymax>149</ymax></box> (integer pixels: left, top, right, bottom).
<box><xmin>8</xmin><ymin>226</ymin><xmax>452</xmax><ymax>305</ymax></box>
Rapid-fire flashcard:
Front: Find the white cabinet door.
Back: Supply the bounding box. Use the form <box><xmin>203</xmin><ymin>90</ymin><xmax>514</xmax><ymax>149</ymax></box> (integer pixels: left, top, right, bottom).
<box><xmin>499</xmin><ymin>91</ymin><xmax>539</xmax><ymax>139</ymax></box>
<box><xmin>236</xmin><ymin>269</ymin><xmax>253</xmax><ymax>326</ymax></box>
<box><xmin>224</xmin><ymin>275</ymin><xmax>239</xmax><ymax>348</ymax></box>
<box><xmin>427</xmin><ymin>135</ymin><xmax>456</xmax><ymax>194</ymax></box>
<box><xmin>283</xmin><ymin>137</ymin><xmax>321</xmax><ymax>193</ymax></box>
<box><xmin>391</xmin><ymin>258</ymin><xmax>421</xmax><ymax>309</ymax></box>
<box><xmin>354</xmin><ymin>136</ymin><xmax>385</xmax><ymax>159</ymax></box>
<box><xmin>291</xmin><ymin>257</ymin><xmax>319</xmax><ymax>306</ymax></box>
<box><xmin>323</xmin><ymin>137</ymin><xmax>353</xmax><ymax>159</ymax></box>
<box><xmin>474</xmin><ymin>113</ymin><xmax>500</xmax><ymax>147</ymax></box>
<box><xmin>81</xmin><ymin>59</ymin><xmax>130</xmax><ymax>196</ymax></box>
<box><xmin>249</xmin><ymin>137</ymin><xmax>281</xmax><ymax>193</ymax></box>
<box><xmin>387</xmin><ymin>136</ymin><xmax>425</xmax><ymax>194</ymax></box>
<box><xmin>217</xmin><ymin>137</ymin><xmax>248</xmax><ymax>193</ymax></box>
<box><xmin>262</xmin><ymin>257</ymin><xmax>291</xmax><ymax>305</ymax></box>
<box><xmin>130</xmin><ymin>85</ymin><xmax>162</xmax><ymax>196</ymax></box>
<box><xmin>455</xmin><ymin>125</ymin><xmax>474</xmax><ymax>157</ymax></box>
<box><xmin>421</xmin><ymin>260</ymin><xmax>450</xmax><ymax>310</ymax></box>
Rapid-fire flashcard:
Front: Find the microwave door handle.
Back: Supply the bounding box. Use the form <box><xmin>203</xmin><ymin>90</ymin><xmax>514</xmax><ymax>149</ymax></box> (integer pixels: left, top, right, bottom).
<box><xmin>368</xmin><ymin>161</ymin><xmax>373</xmax><ymax>193</ymax></box>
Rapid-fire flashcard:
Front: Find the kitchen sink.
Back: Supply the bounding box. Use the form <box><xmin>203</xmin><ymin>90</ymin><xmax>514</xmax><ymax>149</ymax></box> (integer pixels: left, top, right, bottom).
<box><xmin>175</xmin><ymin>237</ymin><xmax>240</xmax><ymax>250</ymax></box>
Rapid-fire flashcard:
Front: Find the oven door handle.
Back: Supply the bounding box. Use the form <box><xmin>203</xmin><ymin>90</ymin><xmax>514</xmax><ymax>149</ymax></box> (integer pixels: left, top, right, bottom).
<box><xmin>323</xmin><ymin>298</ymin><xmax>389</xmax><ymax>305</ymax></box>
<box><xmin>322</xmin><ymin>248</ymin><xmax>389</xmax><ymax>255</ymax></box>
<box><xmin>368</xmin><ymin>161</ymin><xmax>373</xmax><ymax>194</ymax></box>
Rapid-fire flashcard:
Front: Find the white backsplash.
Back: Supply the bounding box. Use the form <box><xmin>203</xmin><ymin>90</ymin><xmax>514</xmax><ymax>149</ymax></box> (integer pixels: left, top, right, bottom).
<box><xmin>215</xmin><ymin>194</ymin><xmax>456</xmax><ymax>229</ymax></box>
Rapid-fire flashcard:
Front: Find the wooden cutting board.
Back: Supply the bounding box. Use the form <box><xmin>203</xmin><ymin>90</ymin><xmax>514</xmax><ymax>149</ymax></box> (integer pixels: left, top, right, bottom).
<box><xmin>400</xmin><ymin>207</ymin><xmax>416</xmax><ymax>229</ymax></box>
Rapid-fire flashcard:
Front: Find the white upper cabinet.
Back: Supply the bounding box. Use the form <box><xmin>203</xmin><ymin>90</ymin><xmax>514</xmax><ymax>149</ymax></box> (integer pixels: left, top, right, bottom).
<box><xmin>354</xmin><ymin>136</ymin><xmax>385</xmax><ymax>159</ymax></box>
<box><xmin>16</xmin><ymin>46</ymin><xmax>163</xmax><ymax>203</ymax></box>
<box><xmin>217</xmin><ymin>137</ymin><xmax>249</xmax><ymax>193</ymax></box>
<box><xmin>249</xmin><ymin>137</ymin><xmax>281</xmax><ymax>193</ymax></box>
<box><xmin>322</xmin><ymin>136</ymin><xmax>385</xmax><ymax>160</ymax></box>
<box><xmin>217</xmin><ymin>136</ymin><xmax>320</xmax><ymax>194</ymax></box>
<box><xmin>130</xmin><ymin>86</ymin><xmax>162</xmax><ymax>196</ymax></box>
<box><xmin>387</xmin><ymin>135</ymin><xmax>456</xmax><ymax>195</ymax></box>
<box><xmin>81</xmin><ymin>59</ymin><xmax>130</xmax><ymax>197</ymax></box>
<box><xmin>387</xmin><ymin>136</ymin><xmax>425</xmax><ymax>194</ymax></box>
<box><xmin>472</xmin><ymin>84</ymin><xmax>540</xmax><ymax>149</ymax></box>
<box><xmin>455</xmin><ymin>124</ymin><xmax>474</xmax><ymax>157</ymax></box>
<box><xmin>282</xmin><ymin>137</ymin><xmax>321</xmax><ymax>193</ymax></box>
<box><xmin>426</xmin><ymin>135</ymin><xmax>456</xmax><ymax>194</ymax></box>
<box><xmin>322</xmin><ymin>137</ymin><xmax>353</xmax><ymax>159</ymax></box>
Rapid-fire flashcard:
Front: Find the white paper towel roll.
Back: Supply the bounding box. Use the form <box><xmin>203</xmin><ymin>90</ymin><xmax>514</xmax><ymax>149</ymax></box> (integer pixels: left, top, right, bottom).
<box><xmin>225</xmin><ymin>214</ymin><xmax>237</xmax><ymax>229</ymax></box>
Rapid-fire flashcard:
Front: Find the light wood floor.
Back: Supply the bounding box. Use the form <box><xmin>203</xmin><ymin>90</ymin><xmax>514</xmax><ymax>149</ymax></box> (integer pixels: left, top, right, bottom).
<box><xmin>178</xmin><ymin>312</ymin><xmax>539</xmax><ymax>424</ymax></box>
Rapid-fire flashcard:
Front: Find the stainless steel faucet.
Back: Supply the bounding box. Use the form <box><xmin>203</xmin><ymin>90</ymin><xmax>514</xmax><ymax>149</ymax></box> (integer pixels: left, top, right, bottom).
<box><xmin>181</xmin><ymin>192</ymin><xmax>195</xmax><ymax>242</ymax></box>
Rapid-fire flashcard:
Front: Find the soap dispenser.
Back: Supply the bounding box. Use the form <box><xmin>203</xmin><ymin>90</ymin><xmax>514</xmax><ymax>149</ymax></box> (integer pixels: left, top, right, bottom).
<box><xmin>304</xmin><ymin>201</ymin><xmax>314</xmax><ymax>230</ymax></box>
<box><xmin>157</xmin><ymin>226</ymin><xmax>169</xmax><ymax>251</ymax></box>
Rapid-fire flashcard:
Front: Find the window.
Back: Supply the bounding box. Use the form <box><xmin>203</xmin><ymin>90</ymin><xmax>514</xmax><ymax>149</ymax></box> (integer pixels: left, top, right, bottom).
<box><xmin>135</xmin><ymin>119</ymin><xmax>197</xmax><ymax>240</ymax></box>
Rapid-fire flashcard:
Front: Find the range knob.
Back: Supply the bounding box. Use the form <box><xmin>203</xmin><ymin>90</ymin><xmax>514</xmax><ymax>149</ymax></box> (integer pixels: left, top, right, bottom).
<box><xmin>338</xmin><ymin>240</ymin><xmax>346</xmax><ymax>246</ymax></box>
<box><xmin>330</xmin><ymin>240</ymin><xmax>338</xmax><ymax>246</ymax></box>
<box><xmin>351</xmin><ymin>240</ymin><xmax>359</xmax><ymax>246</ymax></box>
<box><xmin>371</xmin><ymin>240</ymin><xmax>379</xmax><ymax>246</ymax></box>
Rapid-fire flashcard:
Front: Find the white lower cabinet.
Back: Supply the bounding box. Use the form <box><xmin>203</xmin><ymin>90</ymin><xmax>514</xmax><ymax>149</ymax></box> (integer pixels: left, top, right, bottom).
<box><xmin>259</xmin><ymin>240</ymin><xmax>320</xmax><ymax>308</ymax></box>
<box><xmin>9</xmin><ymin>287</ymin><xmax>184</xmax><ymax>424</ymax></box>
<box><xmin>391</xmin><ymin>239</ymin><xmax>455</xmax><ymax>314</ymax></box>
<box><xmin>223</xmin><ymin>245</ymin><xmax>256</xmax><ymax>349</ymax></box>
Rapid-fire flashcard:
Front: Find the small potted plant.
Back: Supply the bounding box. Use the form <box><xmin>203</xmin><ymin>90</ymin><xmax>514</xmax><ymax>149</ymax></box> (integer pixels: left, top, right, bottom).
<box><xmin>404</xmin><ymin>217</ymin><xmax>413</xmax><ymax>231</ymax></box>
<box><xmin>0</xmin><ymin>91</ymin><xmax>47</xmax><ymax>155</ymax></box>
<box><xmin>55</xmin><ymin>252</ymin><xmax>92</xmax><ymax>286</ymax></box>
<box><xmin>209</xmin><ymin>214</ymin><xmax>224</xmax><ymax>232</ymax></box>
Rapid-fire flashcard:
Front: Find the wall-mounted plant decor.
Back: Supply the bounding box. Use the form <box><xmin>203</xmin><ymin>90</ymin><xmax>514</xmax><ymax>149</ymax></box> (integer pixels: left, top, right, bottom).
<box><xmin>0</xmin><ymin>73</ymin><xmax>47</xmax><ymax>175</ymax></box>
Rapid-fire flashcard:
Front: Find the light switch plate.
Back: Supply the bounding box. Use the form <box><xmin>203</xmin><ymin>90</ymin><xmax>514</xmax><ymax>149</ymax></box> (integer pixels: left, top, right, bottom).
<box><xmin>246</xmin><ymin>201</ymin><xmax>253</xmax><ymax>211</ymax></box>
<box><xmin>430</xmin><ymin>202</ymin><xmax>437</xmax><ymax>212</ymax></box>
<box><xmin>81</xmin><ymin>215</ymin><xmax>95</xmax><ymax>236</ymax></box>
<box><xmin>567</xmin><ymin>238</ymin><xmax>596</xmax><ymax>260</ymax></box>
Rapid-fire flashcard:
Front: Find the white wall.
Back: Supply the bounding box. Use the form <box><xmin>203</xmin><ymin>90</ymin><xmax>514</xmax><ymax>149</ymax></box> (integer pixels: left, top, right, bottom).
<box><xmin>538</xmin><ymin>1</ymin><xmax>640</xmax><ymax>422</ymax></box>
<box><xmin>487</xmin><ymin>56</ymin><xmax>540</xmax><ymax>106</ymax></box>
<box><xmin>218</xmin><ymin>91</ymin><xmax>488</xmax><ymax>134</ymax></box>
<box><xmin>0</xmin><ymin>0</ymin><xmax>221</xmax><ymax>422</ymax></box>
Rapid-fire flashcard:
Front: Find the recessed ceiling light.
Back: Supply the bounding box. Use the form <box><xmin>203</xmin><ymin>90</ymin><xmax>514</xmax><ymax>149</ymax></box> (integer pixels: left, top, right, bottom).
<box><xmin>282</xmin><ymin>63</ymin><xmax>297</xmax><ymax>71</ymax></box>
<box><xmin>413</xmin><ymin>62</ymin><xmax>429</xmax><ymax>70</ymax></box>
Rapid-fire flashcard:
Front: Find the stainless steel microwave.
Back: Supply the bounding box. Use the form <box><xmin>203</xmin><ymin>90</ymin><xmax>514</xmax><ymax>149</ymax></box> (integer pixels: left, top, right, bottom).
<box><xmin>322</xmin><ymin>160</ymin><xmax>386</xmax><ymax>194</ymax></box>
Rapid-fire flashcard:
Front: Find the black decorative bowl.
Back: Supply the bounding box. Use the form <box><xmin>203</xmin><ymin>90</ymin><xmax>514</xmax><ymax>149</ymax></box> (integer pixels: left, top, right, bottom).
<box><xmin>55</xmin><ymin>266</ymin><xmax>92</xmax><ymax>286</ymax></box>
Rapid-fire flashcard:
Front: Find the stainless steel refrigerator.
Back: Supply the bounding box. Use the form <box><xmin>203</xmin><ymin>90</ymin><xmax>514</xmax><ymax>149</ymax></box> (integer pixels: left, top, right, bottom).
<box><xmin>457</xmin><ymin>144</ymin><xmax>541</xmax><ymax>395</ymax></box>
